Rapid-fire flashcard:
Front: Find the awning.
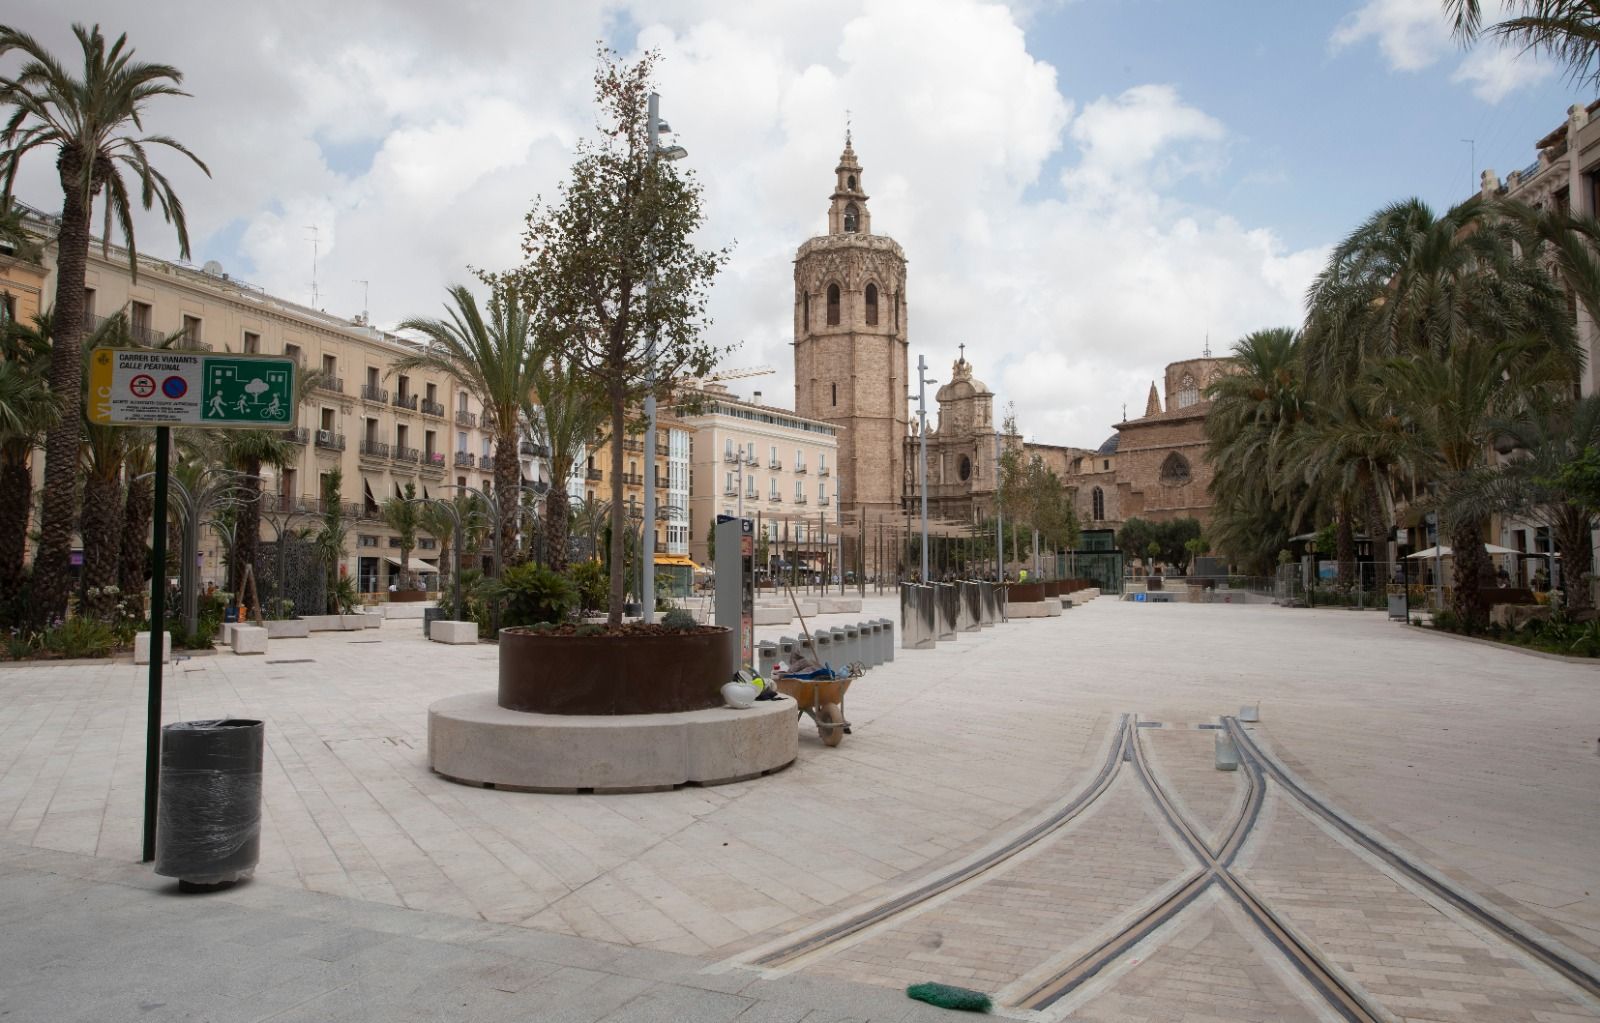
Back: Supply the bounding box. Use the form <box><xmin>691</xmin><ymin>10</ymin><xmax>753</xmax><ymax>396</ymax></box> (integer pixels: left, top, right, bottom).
<box><xmin>654</xmin><ymin>554</ymin><xmax>697</xmax><ymax>568</ymax></box>
<box><xmin>384</xmin><ymin>556</ymin><xmax>439</xmax><ymax>573</ymax></box>
<box><xmin>1406</xmin><ymin>543</ymin><xmax>1520</xmax><ymax>559</ymax></box>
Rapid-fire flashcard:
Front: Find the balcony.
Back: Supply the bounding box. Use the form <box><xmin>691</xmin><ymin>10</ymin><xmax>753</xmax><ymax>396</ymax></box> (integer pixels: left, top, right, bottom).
<box><xmin>769</xmin><ymin>493</ymin><xmax>784</xmax><ymax>503</ymax></box>
<box><xmin>420</xmin><ymin>398</ymin><xmax>445</xmax><ymax>417</ymax></box>
<box><xmin>723</xmin><ymin>451</ymin><xmax>740</xmax><ymax>463</ymax></box>
<box><xmin>454</xmin><ymin>451</ymin><xmax>474</xmax><ymax>468</ymax></box>
<box><xmin>359</xmin><ymin>439</ymin><xmax>390</xmax><ymax>459</ymax></box>
<box><xmin>393</xmin><ymin>445</ymin><xmax>420</xmax><ymax>464</ymax></box>
<box><xmin>587</xmin><ymin>468</ymin><xmax>603</xmax><ymax>481</ymax></box>
<box><xmin>794</xmin><ymin>464</ymin><xmax>807</xmax><ymax>475</ymax></box>
<box><xmin>315</xmin><ymin>377</ymin><xmax>343</xmax><ymax>395</ymax></box>
<box><xmin>520</xmin><ymin>441</ymin><xmax>549</xmax><ymax>457</ymax></box>
<box><xmin>623</xmin><ymin>439</ymin><xmax>644</xmax><ymax>454</ymax></box>
<box><xmin>456</xmin><ymin>410</ymin><xmax>477</xmax><ymax>428</ymax></box>
<box><xmin>768</xmin><ymin>459</ymin><xmax>782</xmax><ymax>470</ymax></box>
<box><xmin>723</xmin><ymin>486</ymin><xmax>739</xmax><ymax>496</ymax></box>
<box><xmin>818</xmin><ymin>466</ymin><xmax>831</xmax><ymax>478</ymax></box>
<box><xmin>360</xmin><ymin>384</ymin><xmax>388</xmax><ymax>404</ymax></box>
<box><xmin>421</xmin><ymin>452</ymin><xmax>446</xmax><ymax>474</ymax></box>
<box><xmin>622</xmin><ymin>473</ymin><xmax>643</xmax><ymax>486</ymax></box>
<box><xmin>314</xmin><ymin>430</ymin><xmax>345</xmax><ymax>452</ymax></box>
<box><xmin>393</xmin><ymin>393</ymin><xmax>418</xmax><ymax>412</ymax></box>
<box><xmin>478</xmin><ymin>454</ymin><xmax>495</xmax><ymax>469</ymax></box>
<box><xmin>285</xmin><ymin>426</ymin><xmax>309</xmax><ymax>444</ymax></box>
<box><xmin>655</xmin><ymin>506</ymin><xmax>670</xmax><ymax>520</ymax></box>
<box><xmin>794</xmin><ymin>494</ymin><xmax>809</xmax><ymax>505</ymax></box>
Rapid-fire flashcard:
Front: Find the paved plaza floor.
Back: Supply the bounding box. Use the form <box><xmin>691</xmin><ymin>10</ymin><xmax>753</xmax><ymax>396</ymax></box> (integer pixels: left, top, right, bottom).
<box><xmin>1</xmin><ymin>596</ymin><xmax>1596</xmax><ymax>1021</ymax></box>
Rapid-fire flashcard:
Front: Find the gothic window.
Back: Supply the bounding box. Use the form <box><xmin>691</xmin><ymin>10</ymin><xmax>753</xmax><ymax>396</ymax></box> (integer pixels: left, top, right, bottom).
<box><xmin>958</xmin><ymin>454</ymin><xmax>971</xmax><ymax>481</ymax></box>
<box><xmin>826</xmin><ymin>283</ymin><xmax>840</xmax><ymax>325</ymax></box>
<box><xmin>843</xmin><ymin>203</ymin><xmax>858</xmax><ymax>232</ymax></box>
<box><xmin>865</xmin><ymin>283</ymin><xmax>879</xmax><ymax>325</ymax></box>
<box><xmin>847</xmin><ymin>174</ymin><xmax>856</xmax><ymax>190</ymax></box>
<box><xmin>1159</xmin><ymin>452</ymin><xmax>1191</xmax><ymax>486</ymax></box>
<box><xmin>1092</xmin><ymin>486</ymin><xmax>1105</xmax><ymax>521</ymax></box>
<box><xmin>802</xmin><ymin>292</ymin><xmax>809</xmax><ymax>330</ymax></box>
<box><xmin>1176</xmin><ymin>373</ymin><xmax>1199</xmax><ymax>409</ymax></box>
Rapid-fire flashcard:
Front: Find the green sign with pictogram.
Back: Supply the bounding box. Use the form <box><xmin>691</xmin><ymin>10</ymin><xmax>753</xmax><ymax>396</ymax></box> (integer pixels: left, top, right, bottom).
<box><xmin>89</xmin><ymin>349</ymin><xmax>296</xmax><ymax>429</ymax></box>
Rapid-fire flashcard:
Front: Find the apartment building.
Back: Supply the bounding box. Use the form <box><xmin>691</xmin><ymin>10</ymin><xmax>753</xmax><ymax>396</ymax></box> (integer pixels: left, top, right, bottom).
<box><xmin>20</xmin><ymin>207</ymin><xmax>547</xmax><ymax>593</ymax></box>
<box><xmin>677</xmin><ymin>384</ymin><xmax>840</xmax><ymax>573</ymax></box>
<box><xmin>572</xmin><ymin>419</ymin><xmax>694</xmax><ymax>566</ymax></box>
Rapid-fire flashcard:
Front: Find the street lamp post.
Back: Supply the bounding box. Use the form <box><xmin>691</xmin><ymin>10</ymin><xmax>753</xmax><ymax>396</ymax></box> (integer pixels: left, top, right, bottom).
<box><xmin>641</xmin><ymin>91</ymin><xmax>688</xmax><ymax>624</ymax></box>
<box><xmin>914</xmin><ymin>354</ymin><xmax>936</xmax><ymax>583</ymax></box>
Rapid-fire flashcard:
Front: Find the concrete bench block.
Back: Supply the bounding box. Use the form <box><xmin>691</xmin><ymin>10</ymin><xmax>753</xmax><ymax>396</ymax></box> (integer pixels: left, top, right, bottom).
<box><xmin>265</xmin><ymin>619</ymin><xmax>310</xmax><ymax>639</ymax></box>
<box><xmin>430</xmin><ymin>620</ymin><xmax>478</xmax><ymax>645</ymax></box>
<box><xmin>753</xmin><ymin>606</ymin><xmax>791</xmax><ymax>626</ymax></box>
<box><xmin>360</xmin><ymin>612</ymin><xmax>383</xmax><ymax>629</ymax></box>
<box><xmin>1044</xmin><ymin>598</ymin><xmax>1063</xmax><ymax>617</ymax></box>
<box><xmin>382</xmin><ymin>602</ymin><xmax>428</xmax><ymax>620</ymax></box>
<box><xmin>231</xmin><ymin>625</ymin><xmax>268</xmax><ymax>655</ymax></box>
<box><xmin>796</xmin><ymin>601</ymin><xmax>818</xmax><ymax>617</ymax></box>
<box><xmin>134</xmin><ymin>631</ymin><xmax>171</xmax><ymax>665</ymax></box>
<box><xmin>817</xmin><ymin>597</ymin><xmax>862</xmax><ymax>614</ymax></box>
<box><xmin>1007</xmin><ymin>601</ymin><xmax>1050</xmax><ymax>618</ymax></box>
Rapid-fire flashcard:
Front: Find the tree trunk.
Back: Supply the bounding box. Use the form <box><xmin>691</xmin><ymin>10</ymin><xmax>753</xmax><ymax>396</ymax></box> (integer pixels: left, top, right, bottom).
<box><xmin>1362</xmin><ymin>468</ymin><xmax>1388</xmax><ymax>594</ymax></box>
<box><xmin>1335</xmin><ymin>503</ymin><xmax>1356</xmax><ymax>593</ymax></box>
<box><xmin>80</xmin><ymin>474</ymin><xmax>124</xmax><ymax>619</ymax></box>
<box><xmin>0</xmin><ymin>441</ymin><xmax>33</xmax><ymax>613</ymax></box>
<box><xmin>231</xmin><ymin>455</ymin><xmax>263</xmax><ymax>600</ymax></box>
<box><xmin>608</xmin><ymin>386</ymin><xmax>627</xmax><ymax>625</ymax></box>
<box><xmin>1448</xmin><ymin>518</ymin><xmax>1492</xmax><ymax>628</ymax></box>
<box><xmin>495</xmin><ymin>431</ymin><xmax>520</xmax><ymax>571</ymax></box>
<box><xmin>32</xmin><ymin>154</ymin><xmax>97</xmax><ymax>624</ymax></box>
<box><xmin>118</xmin><ymin>471</ymin><xmax>153</xmax><ymax>619</ymax></box>
<box><xmin>1553</xmin><ymin>502</ymin><xmax>1593</xmax><ymax>613</ymax></box>
<box><xmin>544</xmin><ymin>485</ymin><xmax>571</xmax><ymax>573</ymax></box>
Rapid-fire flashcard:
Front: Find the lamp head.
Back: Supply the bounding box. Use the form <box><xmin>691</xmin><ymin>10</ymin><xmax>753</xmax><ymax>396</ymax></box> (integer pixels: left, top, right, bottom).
<box><xmin>657</xmin><ymin>144</ymin><xmax>688</xmax><ymax>161</ymax></box>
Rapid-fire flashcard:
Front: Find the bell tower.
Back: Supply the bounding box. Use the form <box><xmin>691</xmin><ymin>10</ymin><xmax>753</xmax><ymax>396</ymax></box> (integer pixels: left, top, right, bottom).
<box><xmin>793</xmin><ymin>135</ymin><xmax>909</xmax><ymax>530</ymax></box>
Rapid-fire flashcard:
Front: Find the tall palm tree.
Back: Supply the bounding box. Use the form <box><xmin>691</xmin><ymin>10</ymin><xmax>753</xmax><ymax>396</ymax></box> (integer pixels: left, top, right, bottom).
<box><xmin>0</xmin><ymin>313</ymin><xmax>57</xmax><ymax>610</ymax></box>
<box><xmin>1204</xmin><ymin>327</ymin><xmax>1309</xmax><ymax>574</ymax></box>
<box><xmin>395</xmin><ymin>279</ymin><xmax>542</xmax><ymax>573</ymax></box>
<box><xmin>1446</xmin><ymin>1</ymin><xmax>1600</xmax><ymax>87</ymax></box>
<box><xmin>416</xmin><ymin>498</ymin><xmax>458</xmax><ymax>598</ymax></box>
<box><xmin>0</xmin><ymin>23</ymin><xmax>209</xmax><ymax>621</ymax></box>
<box><xmin>527</xmin><ymin>353</ymin><xmax>604</xmax><ymax>571</ymax></box>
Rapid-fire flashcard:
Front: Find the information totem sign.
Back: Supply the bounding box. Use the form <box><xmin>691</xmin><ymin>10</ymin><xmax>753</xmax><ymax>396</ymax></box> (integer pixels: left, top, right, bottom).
<box><xmin>714</xmin><ymin>516</ymin><xmax>755</xmax><ymax>669</ymax></box>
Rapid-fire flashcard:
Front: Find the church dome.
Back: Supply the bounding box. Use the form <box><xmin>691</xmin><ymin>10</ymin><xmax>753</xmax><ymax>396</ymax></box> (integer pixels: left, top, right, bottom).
<box><xmin>1097</xmin><ymin>434</ymin><xmax>1120</xmax><ymax>454</ymax></box>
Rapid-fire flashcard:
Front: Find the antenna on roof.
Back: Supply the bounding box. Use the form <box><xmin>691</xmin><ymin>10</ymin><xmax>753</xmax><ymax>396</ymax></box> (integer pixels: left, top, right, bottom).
<box><xmin>1203</xmin><ymin>332</ymin><xmax>1211</xmax><ymax>358</ymax></box>
<box><xmin>354</xmin><ymin>279</ymin><xmax>369</xmax><ymax>325</ymax></box>
<box><xmin>306</xmin><ymin>225</ymin><xmax>320</xmax><ymax>308</ymax></box>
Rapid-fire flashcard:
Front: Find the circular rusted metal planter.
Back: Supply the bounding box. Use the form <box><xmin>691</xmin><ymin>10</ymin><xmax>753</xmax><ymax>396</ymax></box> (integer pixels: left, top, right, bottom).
<box><xmin>498</xmin><ymin>627</ymin><xmax>735</xmax><ymax>715</ymax></box>
<box><xmin>388</xmin><ymin>589</ymin><xmax>428</xmax><ymax>603</ymax></box>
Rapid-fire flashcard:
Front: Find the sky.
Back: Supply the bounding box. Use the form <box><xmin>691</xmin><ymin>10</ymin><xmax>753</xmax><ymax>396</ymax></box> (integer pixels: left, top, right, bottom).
<box><xmin>4</xmin><ymin>0</ymin><xmax>1587</xmax><ymax>448</ymax></box>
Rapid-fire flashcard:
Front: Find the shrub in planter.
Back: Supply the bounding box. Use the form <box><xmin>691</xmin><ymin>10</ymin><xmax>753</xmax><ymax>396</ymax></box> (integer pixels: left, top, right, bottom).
<box><xmin>42</xmin><ymin>617</ymin><xmax>117</xmax><ymax>659</ymax></box>
<box><xmin>495</xmin><ymin>563</ymin><xmax>577</xmax><ymax>628</ymax></box>
<box><xmin>566</xmin><ymin>560</ymin><xmax>607</xmax><ymax>614</ymax></box>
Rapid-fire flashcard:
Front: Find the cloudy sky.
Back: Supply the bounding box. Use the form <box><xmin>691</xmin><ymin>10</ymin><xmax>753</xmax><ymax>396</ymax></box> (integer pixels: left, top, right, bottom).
<box><xmin>4</xmin><ymin>0</ymin><xmax>1580</xmax><ymax>447</ymax></box>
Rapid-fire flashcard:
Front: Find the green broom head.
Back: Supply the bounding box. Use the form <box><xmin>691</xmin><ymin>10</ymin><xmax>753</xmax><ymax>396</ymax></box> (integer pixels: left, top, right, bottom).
<box><xmin>906</xmin><ymin>982</ymin><xmax>993</xmax><ymax>1012</ymax></box>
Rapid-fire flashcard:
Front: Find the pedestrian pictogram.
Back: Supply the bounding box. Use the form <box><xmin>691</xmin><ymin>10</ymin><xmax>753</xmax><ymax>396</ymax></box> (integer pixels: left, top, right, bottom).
<box><xmin>88</xmin><ymin>349</ymin><xmax>296</xmax><ymax>429</ymax></box>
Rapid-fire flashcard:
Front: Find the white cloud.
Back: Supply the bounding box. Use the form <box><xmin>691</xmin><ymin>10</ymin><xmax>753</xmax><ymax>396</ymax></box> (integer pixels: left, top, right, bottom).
<box><xmin>1333</xmin><ymin>0</ymin><xmax>1553</xmax><ymax>102</ymax></box>
<box><xmin>4</xmin><ymin>0</ymin><xmax>1323</xmax><ymax>453</ymax></box>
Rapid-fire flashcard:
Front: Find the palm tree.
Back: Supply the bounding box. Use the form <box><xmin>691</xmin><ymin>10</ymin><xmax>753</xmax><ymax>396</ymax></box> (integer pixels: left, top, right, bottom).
<box><xmin>0</xmin><ymin>23</ymin><xmax>209</xmax><ymax>621</ymax></box>
<box><xmin>0</xmin><ymin>314</ymin><xmax>57</xmax><ymax>610</ymax></box>
<box><xmin>1204</xmin><ymin>328</ymin><xmax>1309</xmax><ymax>574</ymax></box>
<box><xmin>526</xmin><ymin>353</ymin><xmax>604</xmax><ymax>571</ymax></box>
<box><xmin>1446</xmin><ymin>1</ymin><xmax>1600</xmax><ymax>87</ymax></box>
<box><xmin>1444</xmin><ymin>395</ymin><xmax>1600</xmax><ymax>611</ymax></box>
<box><xmin>314</xmin><ymin>470</ymin><xmax>349</xmax><ymax>613</ymax></box>
<box><xmin>395</xmin><ymin>279</ymin><xmax>542</xmax><ymax>573</ymax></box>
<box><xmin>381</xmin><ymin>482</ymin><xmax>421</xmax><ymax>591</ymax></box>
<box><xmin>416</xmin><ymin>498</ymin><xmax>458</xmax><ymax>598</ymax></box>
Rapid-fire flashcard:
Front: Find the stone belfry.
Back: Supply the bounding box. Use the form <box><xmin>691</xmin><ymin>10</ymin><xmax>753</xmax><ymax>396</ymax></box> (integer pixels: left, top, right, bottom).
<box><xmin>793</xmin><ymin>134</ymin><xmax>909</xmax><ymax>528</ymax></box>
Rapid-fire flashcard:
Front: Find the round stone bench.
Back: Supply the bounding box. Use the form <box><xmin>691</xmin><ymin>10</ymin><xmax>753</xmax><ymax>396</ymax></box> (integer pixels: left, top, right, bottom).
<box><xmin>428</xmin><ymin>692</ymin><xmax>798</xmax><ymax>793</ymax></box>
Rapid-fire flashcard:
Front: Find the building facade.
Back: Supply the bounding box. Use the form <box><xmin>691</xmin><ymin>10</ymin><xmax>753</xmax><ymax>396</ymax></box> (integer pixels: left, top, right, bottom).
<box><xmin>792</xmin><ymin>138</ymin><xmax>909</xmax><ymax>536</ymax></box>
<box><xmin>899</xmin><ymin>349</ymin><xmax>1010</xmax><ymax>524</ymax></box>
<box><xmin>20</xmin><ymin>207</ymin><xmax>549</xmax><ymax>593</ymax></box>
<box><xmin>677</xmin><ymin>384</ymin><xmax>840</xmax><ymax>573</ymax></box>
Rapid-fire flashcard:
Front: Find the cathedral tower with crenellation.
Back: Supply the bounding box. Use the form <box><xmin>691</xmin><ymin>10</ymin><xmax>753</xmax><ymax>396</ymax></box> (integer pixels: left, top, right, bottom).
<box><xmin>792</xmin><ymin>136</ymin><xmax>909</xmax><ymax>529</ymax></box>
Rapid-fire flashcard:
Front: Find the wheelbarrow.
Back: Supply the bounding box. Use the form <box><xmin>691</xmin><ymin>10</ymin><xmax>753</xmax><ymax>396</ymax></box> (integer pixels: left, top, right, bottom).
<box><xmin>773</xmin><ymin>667</ymin><xmax>856</xmax><ymax>747</ymax></box>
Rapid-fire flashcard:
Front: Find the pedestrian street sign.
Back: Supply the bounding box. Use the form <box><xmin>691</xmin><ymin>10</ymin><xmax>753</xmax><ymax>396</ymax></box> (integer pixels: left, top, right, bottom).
<box><xmin>88</xmin><ymin>349</ymin><xmax>297</xmax><ymax>429</ymax></box>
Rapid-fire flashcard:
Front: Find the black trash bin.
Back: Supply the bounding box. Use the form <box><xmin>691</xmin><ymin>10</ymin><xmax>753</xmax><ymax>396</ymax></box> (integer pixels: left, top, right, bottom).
<box><xmin>423</xmin><ymin>606</ymin><xmax>445</xmax><ymax>638</ymax></box>
<box><xmin>155</xmin><ymin>719</ymin><xmax>264</xmax><ymax>890</ymax></box>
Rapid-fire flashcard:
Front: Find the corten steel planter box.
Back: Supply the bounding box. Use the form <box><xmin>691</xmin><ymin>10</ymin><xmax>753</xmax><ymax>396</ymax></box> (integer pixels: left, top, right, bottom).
<box><xmin>388</xmin><ymin>589</ymin><xmax>428</xmax><ymax>603</ymax></box>
<box><xmin>498</xmin><ymin>627</ymin><xmax>735</xmax><ymax>715</ymax></box>
<box><xmin>1008</xmin><ymin>582</ymin><xmax>1048</xmax><ymax>603</ymax></box>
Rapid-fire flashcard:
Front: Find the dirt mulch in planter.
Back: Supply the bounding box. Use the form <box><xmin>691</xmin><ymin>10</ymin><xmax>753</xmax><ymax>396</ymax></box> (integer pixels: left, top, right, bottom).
<box><xmin>505</xmin><ymin>623</ymin><xmax>725</xmax><ymax>638</ymax></box>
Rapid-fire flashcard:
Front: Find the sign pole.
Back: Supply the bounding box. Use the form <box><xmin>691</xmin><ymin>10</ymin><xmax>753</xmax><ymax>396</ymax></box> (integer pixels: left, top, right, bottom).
<box><xmin>142</xmin><ymin>425</ymin><xmax>170</xmax><ymax>863</ymax></box>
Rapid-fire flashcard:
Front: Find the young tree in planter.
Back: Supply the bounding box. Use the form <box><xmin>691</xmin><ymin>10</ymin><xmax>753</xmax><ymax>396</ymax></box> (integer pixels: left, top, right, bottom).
<box><xmin>513</xmin><ymin>48</ymin><xmax>730</xmax><ymax>624</ymax></box>
<box><xmin>381</xmin><ymin>482</ymin><xmax>421</xmax><ymax>592</ymax></box>
<box><xmin>526</xmin><ymin>352</ymin><xmax>605</xmax><ymax>572</ymax></box>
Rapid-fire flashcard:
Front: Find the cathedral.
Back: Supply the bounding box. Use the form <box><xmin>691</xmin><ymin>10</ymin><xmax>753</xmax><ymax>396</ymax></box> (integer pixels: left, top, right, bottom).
<box><xmin>789</xmin><ymin>137</ymin><xmax>1226</xmax><ymax>566</ymax></box>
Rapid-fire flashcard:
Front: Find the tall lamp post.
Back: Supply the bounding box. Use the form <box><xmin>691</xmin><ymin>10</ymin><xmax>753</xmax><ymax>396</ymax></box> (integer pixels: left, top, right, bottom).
<box><xmin>641</xmin><ymin>91</ymin><xmax>688</xmax><ymax>624</ymax></box>
<box><xmin>913</xmin><ymin>354</ymin><xmax>937</xmax><ymax>582</ymax></box>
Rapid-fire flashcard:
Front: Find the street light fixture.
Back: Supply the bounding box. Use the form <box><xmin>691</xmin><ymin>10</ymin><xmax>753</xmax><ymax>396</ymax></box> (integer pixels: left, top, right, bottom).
<box><xmin>642</xmin><ymin>90</ymin><xmax>686</xmax><ymax>624</ymax></box>
<box><xmin>912</xmin><ymin>355</ymin><xmax>937</xmax><ymax>583</ymax></box>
